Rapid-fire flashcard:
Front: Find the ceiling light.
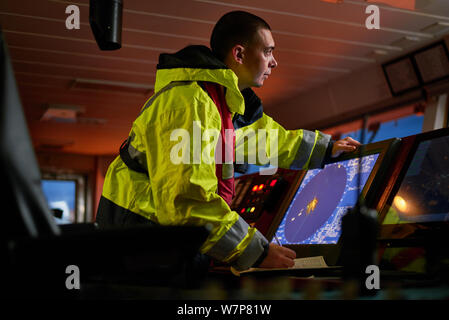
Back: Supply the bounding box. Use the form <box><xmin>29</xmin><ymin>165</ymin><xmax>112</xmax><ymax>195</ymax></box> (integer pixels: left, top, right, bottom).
<box><xmin>365</xmin><ymin>0</ymin><xmax>414</xmax><ymax>10</ymax></box>
<box><xmin>365</xmin><ymin>49</ymin><xmax>390</xmax><ymax>61</ymax></box>
<box><xmin>40</xmin><ymin>104</ymin><xmax>83</xmax><ymax>123</ymax></box>
<box><xmin>71</xmin><ymin>78</ymin><xmax>153</xmax><ymax>95</ymax></box>
<box><xmin>37</xmin><ymin>138</ymin><xmax>74</xmax><ymax>151</ymax></box>
<box><xmin>365</xmin><ymin>0</ymin><xmax>434</xmax><ymax>10</ymax></box>
<box><xmin>77</xmin><ymin>117</ymin><xmax>108</xmax><ymax>125</ymax></box>
<box><xmin>320</xmin><ymin>0</ymin><xmax>344</xmax><ymax>3</ymax></box>
<box><xmin>390</xmin><ymin>36</ymin><xmax>422</xmax><ymax>48</ymax></box>
<box><xmin>420</xmin><ymin>22</ymin><xmax>449</xmax><ymax>35</ymax></box>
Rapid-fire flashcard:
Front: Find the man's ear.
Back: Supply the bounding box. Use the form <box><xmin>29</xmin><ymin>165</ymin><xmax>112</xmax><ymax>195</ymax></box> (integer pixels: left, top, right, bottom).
<box><xmin>231</xmin><ymin>45</ymin><xmax>245</xmax><ymax>64</ymax></box>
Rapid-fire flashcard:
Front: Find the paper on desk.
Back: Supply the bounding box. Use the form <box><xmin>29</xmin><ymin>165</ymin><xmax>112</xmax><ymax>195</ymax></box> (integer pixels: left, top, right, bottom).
<box><xmin>231</xmin><ymin>256</ymin><xmax>328</xmax><ymax>276</ymax></box>
<box><xmin>293</xmin><ymin>256</ymin><xmax>327</xmax><ymax>269</ymax></box>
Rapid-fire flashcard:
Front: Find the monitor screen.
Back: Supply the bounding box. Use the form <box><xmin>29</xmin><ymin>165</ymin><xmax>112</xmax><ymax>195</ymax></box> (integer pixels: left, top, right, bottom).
<box><xmin>273</xmin><ymin>153</ymin><xmax>379</xmax><ymax>245</ymax></box>
<box><xmin>383</xmin><ymin>135</ymin><xmax>449</xmax><ymax>224</ymax></box>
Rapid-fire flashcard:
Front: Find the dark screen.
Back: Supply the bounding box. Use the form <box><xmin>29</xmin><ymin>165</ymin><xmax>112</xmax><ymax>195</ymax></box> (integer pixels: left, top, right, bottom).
<box><xmin>384</xmin><ymin>135</ymin><xmax>449</xmax><ymax>224</ymax></box>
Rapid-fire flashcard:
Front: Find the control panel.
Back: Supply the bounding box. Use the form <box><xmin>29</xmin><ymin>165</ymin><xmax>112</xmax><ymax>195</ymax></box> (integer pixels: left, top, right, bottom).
<box><xmin>231</xmin><ymin>168</ymin><xmax>305</xmax><ymax>237</ymax></box>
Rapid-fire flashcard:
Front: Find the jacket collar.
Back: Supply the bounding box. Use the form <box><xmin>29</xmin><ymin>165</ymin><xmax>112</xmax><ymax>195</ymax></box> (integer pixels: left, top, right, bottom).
<box><xmin>232</xmin><ymin>88</ymin><xmax>264</xmax><ymax>129</ymax></box>
<box><xmin>154</xmin><ymin>45</ymin><xmax>245</xmax><ymax>115</ymax></box>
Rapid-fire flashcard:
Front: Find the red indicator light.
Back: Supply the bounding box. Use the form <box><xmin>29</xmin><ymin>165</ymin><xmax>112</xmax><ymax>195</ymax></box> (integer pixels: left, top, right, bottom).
<box><xmin>270</xmin><ymin>179</ymin><xmax>277</xmax><ymax>187</ymax></box>
<box><xmin>252</xmin><ymin>185</ymin><xmax>258</xmax><ymax>192</ymax></box>
<box><xmin>240</xmin><ymin>208</ymin><xmax>245</xmax><ymax>214</ymax></box>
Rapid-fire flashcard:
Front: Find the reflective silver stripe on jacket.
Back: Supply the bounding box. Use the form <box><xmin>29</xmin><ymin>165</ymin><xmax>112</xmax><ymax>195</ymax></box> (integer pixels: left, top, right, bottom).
<box><xmin>127</xmin><ymin>133</ymin><xmax>148</xmax><ymax>172</ymax></box>
<box><xmin>290</xmin><ymin>130</ymin><xmax>316</xmax><ymax>169</ymax></box>
<box><xmin>290</xmin><ymin>130</ymin><xmax>331</xmax><ymax>170</ymax></box>
<box><xmin>308</xmin><ymin>131</ymin><xmax>331</xmax><ymax>169</ymax></box>
<box><xmin>206</xmin><ymin>216</ymin><xmax>249</xmax><ymax>262</ymax></box>
<box><xmin>232</xmin><ymin>229</ymin><xmax>268</xmax><ymax>271</ymax></box>
<box><xmin>138</xmin><ymin>81</ymin><xmax>191</xmax><ymax>116</ymax></box>
<box><xmin>222</xmin><ymin>163</ymin><xmax>234</xmax><ymax>180</ymax></box>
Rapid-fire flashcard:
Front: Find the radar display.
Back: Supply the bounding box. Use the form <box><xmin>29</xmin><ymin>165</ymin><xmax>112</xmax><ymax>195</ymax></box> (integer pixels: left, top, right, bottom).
<box><xmin>274</xmin><ymin>154</ymin><xmax>379</xmax><ymax>245</ymax></box>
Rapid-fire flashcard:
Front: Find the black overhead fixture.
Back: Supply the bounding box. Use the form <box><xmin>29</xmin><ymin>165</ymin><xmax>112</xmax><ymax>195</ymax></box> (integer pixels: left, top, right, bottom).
<box><xmin>89</xmin><ymin>0</ymin><xmax>123</xmax><ymax>50</ymax></box>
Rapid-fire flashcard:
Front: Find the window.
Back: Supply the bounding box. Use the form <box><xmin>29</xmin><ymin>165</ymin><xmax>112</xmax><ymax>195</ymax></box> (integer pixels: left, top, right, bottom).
<box><xmin>41</xmin><ymin>173</ymin><xmax>87</xmax><ymax>224</ymax></box>
<box><xmin>339</xmin><ymin>113</ymin><xmax>424</xmax><ymax>144</ymax></box>
<box><xmin>41</xmin><ymin>180</ymin><xmax>76</xmax><ymax>224</ymax></box>
<box><xmin>323</xmin><ymin>104</ymin><xmax>424</xmax><ymax>144</ymax></box>
<box><xmin>235</xmin><ymin>104</ymin><xmax>424</xmax><ymax>178</ymax></box>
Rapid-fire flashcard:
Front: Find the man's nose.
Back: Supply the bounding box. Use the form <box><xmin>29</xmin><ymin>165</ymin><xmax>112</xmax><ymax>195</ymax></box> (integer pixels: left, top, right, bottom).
<box><xmin>270</xmin><ymin>55</ymin><xmax>278</xmax><ymax>69</ymax></box>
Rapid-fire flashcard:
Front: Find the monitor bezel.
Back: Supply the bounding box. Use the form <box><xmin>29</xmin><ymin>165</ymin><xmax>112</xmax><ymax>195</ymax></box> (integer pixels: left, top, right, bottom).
<box><xmin>382</xmin><ymin>55</ymin><xmax>421</xmax><ymax>97</ymax></box>
<box><xmin>412</xmin><ymin>40</ymin><xmax>449</xmax><ymax>86</ymax></box>
<box><xmin>267</xmin><ymin>138</ymin><xmax>401</xmax><ymax>265</ymax></box>
<box><xmin>382</xmin><ymin>40</ymin><xmax>449</xmax><ymax>97</ymax></box>
<box><xmin>378</xmin><ymin>127</ymin><xmax>449</xmax><ymax>242</ymax></box>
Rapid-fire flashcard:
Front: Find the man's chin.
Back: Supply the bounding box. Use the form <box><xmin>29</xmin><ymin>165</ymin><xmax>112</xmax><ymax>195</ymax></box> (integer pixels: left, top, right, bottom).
<box><xmin>252</xmin><ymin>81</ymin><xmax>264</xmax><ymax>88</ymax></box>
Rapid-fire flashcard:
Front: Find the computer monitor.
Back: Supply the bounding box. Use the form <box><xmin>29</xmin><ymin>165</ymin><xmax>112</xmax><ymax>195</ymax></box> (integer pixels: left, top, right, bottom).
<box><xmin>379</xmin><ymin>127</ymin><xmax>449</xmax><ymax>241</ymax></box>
<box><xmin>275</xmin><ymin>154</ymin><xmax>378</xmax><ymax>245</ymax></box>
<box><xmin>269</xmin><ymin>138</ymin><xmax>400</xmax><ymax>264</ymax></box>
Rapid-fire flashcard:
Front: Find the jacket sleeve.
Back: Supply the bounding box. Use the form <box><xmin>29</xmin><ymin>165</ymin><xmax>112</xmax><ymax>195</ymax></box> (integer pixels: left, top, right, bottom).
<box><xmin>235</xmin><ymin>112</ymin><xmax>332</xmax><ymax>170</ymax></box>
<box><xmin>134</xmin><ymin>84</ymin><xmax>268</xmax><ymax>270</ymax></box>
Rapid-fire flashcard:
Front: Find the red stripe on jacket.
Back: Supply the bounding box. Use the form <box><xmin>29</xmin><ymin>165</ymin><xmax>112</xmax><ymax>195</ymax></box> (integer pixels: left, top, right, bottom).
<box><xmin>201</xmin><ymin>82</ymin><xmax>235</xmax><ymax>206</ymax></box>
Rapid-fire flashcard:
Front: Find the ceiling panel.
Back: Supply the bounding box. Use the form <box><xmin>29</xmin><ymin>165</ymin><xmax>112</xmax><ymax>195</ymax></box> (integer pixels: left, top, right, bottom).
<box><xmin>1</xmin><ymin>0</ymin><xmax>448</xmax><ymax>155</ymax></box>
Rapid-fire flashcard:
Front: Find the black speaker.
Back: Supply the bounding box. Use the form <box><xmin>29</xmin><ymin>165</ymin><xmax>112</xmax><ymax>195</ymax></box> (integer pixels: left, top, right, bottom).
<box><xmin>89</xmin><ymin>0</ymin><xmax>123</xmax><ymax>50</ymax></box>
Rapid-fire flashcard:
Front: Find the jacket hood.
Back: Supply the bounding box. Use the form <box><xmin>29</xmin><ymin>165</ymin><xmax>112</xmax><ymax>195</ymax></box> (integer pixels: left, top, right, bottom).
<box><xmin>154</xmin><ymin>45</ymin><xmax>245</xmax><ymax>115</ymax></box>
<box><xmin>157</xmin><ymin>45</ymin><xmax>228</xmax><ymax>70</ymax></box>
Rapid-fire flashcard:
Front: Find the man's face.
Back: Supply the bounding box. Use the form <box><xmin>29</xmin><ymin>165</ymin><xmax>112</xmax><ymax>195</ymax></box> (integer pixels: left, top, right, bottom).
<box><xmin>240</xmin><ymin>28</ymin><xmax>278</xmax><ymax>89</ymax></box>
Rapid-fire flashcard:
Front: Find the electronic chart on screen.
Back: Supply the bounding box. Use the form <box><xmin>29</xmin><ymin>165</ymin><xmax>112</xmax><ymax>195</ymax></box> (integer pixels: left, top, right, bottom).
<box><xmin>273</xmin><ymin>153</ymin><xmax>379</xmax><ymax>245</ymax></box>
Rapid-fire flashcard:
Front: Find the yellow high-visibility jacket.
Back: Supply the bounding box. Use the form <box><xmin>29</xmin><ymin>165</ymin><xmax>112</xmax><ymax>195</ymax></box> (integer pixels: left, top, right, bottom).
<box><xmin>98</xmin><ymin>45</ymin><xmax>331</xmax><ymax>270</ymax></box>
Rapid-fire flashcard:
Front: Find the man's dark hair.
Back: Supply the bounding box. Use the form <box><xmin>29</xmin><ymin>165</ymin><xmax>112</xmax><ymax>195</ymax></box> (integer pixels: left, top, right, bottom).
<box><xmin>210</xmin><ymin>11</ymin><xmax>271</xmax><ymax>62</ymax></box>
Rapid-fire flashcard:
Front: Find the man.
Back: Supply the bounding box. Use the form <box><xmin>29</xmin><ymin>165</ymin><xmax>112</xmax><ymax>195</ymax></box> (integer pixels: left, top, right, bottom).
<box><xmin>96</xmin><ymin>11</ymin><xmax>360</xmax><ymax>271</ymax></box>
